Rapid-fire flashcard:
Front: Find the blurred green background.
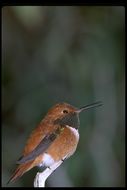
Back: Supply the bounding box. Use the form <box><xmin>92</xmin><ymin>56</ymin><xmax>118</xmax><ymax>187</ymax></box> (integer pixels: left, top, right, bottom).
<box><xmin>2</xmin><ymin>6</ymin><xmax>125</xmax><ymax>187</ymax></box>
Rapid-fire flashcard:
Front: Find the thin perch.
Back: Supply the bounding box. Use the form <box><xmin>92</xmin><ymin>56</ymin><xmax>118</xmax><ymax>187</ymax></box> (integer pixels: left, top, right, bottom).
<box><xmin>34</xmin><ymin>160</ymin><xmax>63</xmax><ymax>187</ymax></box>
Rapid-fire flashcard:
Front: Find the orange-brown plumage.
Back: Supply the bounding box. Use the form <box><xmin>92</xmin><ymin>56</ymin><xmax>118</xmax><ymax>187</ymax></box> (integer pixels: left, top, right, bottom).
<box><xmin>8</xmin><ymin>101</ymin><xmax>102</xmax><ymax>184</ymax></box>
<box><xmin>8</xmin><ymin>103</ymin><xmax>79</xmax><ymax>183</ymax></box>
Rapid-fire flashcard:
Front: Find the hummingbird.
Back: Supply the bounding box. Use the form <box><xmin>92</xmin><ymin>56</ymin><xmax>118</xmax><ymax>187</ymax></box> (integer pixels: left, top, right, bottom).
<box><xmin>8</xmin><ymin>101</ymin><xmax>102</xmax><ymax>184</ymax></box>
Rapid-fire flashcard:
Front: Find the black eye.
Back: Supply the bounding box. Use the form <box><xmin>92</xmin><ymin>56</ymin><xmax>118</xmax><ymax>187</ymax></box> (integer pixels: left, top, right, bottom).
<box><xmin>63</xmin><ymin>110</ymin><xmax>68</xmax><ymax>114</ymax></box>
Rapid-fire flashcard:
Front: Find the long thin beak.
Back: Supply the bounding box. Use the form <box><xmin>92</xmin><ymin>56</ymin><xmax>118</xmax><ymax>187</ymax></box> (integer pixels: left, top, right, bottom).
<box><xmin>76</xmin><ymin>101</ymin><xmax>103</xmax><ymax>113</ymax></box>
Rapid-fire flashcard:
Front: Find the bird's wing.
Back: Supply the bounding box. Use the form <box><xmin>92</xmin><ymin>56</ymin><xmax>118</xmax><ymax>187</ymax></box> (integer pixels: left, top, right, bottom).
<box><xmin>17</xmin><ymin>126</ymin><xmax>64</xmax><ymax>164</ymax></box>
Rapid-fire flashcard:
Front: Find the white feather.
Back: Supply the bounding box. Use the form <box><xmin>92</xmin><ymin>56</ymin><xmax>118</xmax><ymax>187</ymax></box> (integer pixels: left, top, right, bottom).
<box><xmin>66</xmin><ymin>126</ymin><xmax>79</xmax><ymax>140</ymax></box>
<box><xmin>39</xmin><ymin>153</ymin><xmax>55</xmax><ymax>167</ymax></box>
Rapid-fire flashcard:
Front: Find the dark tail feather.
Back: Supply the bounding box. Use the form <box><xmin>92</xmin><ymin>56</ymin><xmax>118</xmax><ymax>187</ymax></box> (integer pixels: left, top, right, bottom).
<box><xmin>7</xmin><ymin>162</ymin><xmax>33</xmax><ymax>184</ymax></box>
<box><xmin>7</xmin><ymin>167</ymin><xmax>21</xmax><ymax>184</ymax></box>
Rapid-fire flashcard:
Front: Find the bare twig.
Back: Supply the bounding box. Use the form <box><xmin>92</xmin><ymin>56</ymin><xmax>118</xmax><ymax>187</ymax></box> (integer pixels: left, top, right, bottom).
<box><xmin>34</xmin><ymin>160</ymin><xmax>63</xmax><ymax>187</ymax></box>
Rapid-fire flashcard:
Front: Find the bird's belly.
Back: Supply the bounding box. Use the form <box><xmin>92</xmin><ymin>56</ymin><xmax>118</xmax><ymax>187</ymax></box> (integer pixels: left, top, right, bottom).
<box><xmin>45</xmin><ymin>126</ymin><xmax>79</xmax><ymax>163</ymax></box>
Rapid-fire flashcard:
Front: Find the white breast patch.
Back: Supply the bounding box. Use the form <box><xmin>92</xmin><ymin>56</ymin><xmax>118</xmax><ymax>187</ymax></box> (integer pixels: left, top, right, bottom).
<box><xmin>66</xmin><ymin>126</ymin><xmax>79</xmax><ymax>141</ymax></box>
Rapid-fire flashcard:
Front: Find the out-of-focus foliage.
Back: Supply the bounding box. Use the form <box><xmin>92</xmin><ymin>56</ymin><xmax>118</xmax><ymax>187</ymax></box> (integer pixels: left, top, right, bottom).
<box><xmin>2</xmin><ymin>6</ymin><xmax>125</xmax><ymax>187</ymax></box>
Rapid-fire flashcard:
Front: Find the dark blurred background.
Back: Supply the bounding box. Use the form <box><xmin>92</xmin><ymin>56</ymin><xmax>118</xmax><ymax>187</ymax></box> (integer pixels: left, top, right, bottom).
<box><xmin>2</xmin><ymin>6</ymin><xmax>125</xmax><ymax>187</ymax></box>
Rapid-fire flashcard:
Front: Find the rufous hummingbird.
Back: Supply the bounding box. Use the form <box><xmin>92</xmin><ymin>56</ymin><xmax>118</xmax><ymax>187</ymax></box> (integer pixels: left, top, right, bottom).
<box><xmin>8</xmin><ymin>101</ymin><xmax>102</xmax><ymax>184</ymax></box>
